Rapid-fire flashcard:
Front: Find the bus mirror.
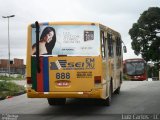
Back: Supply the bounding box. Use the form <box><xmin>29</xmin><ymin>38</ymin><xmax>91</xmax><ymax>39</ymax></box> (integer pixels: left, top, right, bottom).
<box><xmin>123</xmin><ymin>46</ymin><xmax>127</xmax><ymax>53</ymax></box>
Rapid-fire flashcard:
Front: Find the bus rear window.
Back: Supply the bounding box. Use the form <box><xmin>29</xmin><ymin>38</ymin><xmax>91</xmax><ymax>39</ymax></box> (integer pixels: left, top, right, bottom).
<box><xmin>31</xmin><ymin>25</ymin><xmax>100</xmax><ymax>56</ymax></box>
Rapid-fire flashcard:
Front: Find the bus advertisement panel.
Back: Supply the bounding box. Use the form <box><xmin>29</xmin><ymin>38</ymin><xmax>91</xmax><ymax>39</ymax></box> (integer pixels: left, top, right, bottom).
<box><xmin>31</xmin><ymin>25</ymin><xmax>100</xmax><ymax>56</ymax></box>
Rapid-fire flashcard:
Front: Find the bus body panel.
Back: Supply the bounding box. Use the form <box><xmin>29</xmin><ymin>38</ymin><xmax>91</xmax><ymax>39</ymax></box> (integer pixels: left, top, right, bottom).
<box><xmin>28</xmin><ymin>56</ymin><xmax>108</xmax><ymax>99</ymax></box>
<box><xmin>49</xmin><ymin>56</ymin><xmax>102</xmax><ymax>92</ymax></box>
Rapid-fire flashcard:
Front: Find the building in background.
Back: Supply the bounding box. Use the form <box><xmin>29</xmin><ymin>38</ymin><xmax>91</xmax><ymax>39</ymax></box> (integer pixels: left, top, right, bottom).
<box><xmin>0</xmin><ymin>58</ymin><xmax>25</xmax><ymax>75</ymax></box>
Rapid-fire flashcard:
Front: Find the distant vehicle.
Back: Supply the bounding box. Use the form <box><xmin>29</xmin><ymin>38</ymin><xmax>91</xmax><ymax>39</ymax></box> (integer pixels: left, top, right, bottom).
<box><xmin>123</xmin><ymin>58</ymin><xmax>147</xmax><ymax>81</ymax></box>
<box><xmin>26</xmin><ymin>21</ymin><xmax>126</xmax><ymax>106</ymax></box>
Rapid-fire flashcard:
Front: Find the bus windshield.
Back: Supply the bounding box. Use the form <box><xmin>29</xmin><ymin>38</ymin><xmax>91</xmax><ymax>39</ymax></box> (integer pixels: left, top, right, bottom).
<box><xmin>31</xmin><ymin>25</ymin><xmax>100</xmax><ymax>56</ymax></box>
<box><xmin>126</xmin><ymin>62</ymin><xmax>145</xmax><ymax>75</ymax></box>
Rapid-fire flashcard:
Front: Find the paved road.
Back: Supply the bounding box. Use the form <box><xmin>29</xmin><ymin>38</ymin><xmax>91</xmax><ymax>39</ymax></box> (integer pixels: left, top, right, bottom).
<box><xmin>0</xmin><ymin>81</ymin><xmax>160</xmax><ymax>120</ymax></box>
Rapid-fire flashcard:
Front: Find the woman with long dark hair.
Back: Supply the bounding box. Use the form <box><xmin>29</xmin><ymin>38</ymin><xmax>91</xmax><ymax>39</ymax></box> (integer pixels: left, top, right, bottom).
<box><xmin>32</xmin><ymin>27</ymin><xmax>56</xmax><ymax>55</ymax></box>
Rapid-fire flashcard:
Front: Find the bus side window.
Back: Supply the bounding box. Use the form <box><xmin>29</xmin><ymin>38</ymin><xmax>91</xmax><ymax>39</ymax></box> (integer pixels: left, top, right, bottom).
<box><xmin>119</xmin><ymin>38</ymin><xmax>122</xmax><ymax>56</ymax></box>
<box><xmin>107</xmin><ymin>33</ymin><xmax>113</xmax><ymax>57</ymax></box>
<box><xmin>101</xmin><ymin>31</ymin><xmax>106</xmax><ymax>59</ymax></box>
<box><xmin>116</xmin><ymin>37</ymin><xmax>122</xmax><ymax>56</ymax></box>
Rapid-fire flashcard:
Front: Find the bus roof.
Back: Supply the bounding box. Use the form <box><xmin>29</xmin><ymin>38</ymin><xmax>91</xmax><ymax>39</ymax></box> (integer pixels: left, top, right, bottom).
<box><xmin>30</xmin><ymin>21</ymin><xmax>121</xmax><ymax>36</ymax></box>
<box><xmin>124</xmin><ymin>58</ymin><xmax>145</xmax><ymax>62</ymax></box>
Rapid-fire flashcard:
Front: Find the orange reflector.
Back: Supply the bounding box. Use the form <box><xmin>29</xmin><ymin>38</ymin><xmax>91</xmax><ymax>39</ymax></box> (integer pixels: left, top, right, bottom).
<box><xmin>94</xmin><ymin>76</ymin><xmax>101</xmax><ymax>84</ymax></box>
<box><xmin>27</xmin><ymin>77</ymin><xmax>32</xmax><ymax>84</ymax></box>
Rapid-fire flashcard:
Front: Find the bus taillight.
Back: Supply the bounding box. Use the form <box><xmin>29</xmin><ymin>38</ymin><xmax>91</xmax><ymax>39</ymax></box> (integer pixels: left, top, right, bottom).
<box><xmin>94</xmin><ymin>76</ymin><xmax>101</xmax><ymax>84</ymax></box>
<box><xmin>27</xmin><ymin>77</ymin><xmax>32</xmax><ymax>84</ymax></box>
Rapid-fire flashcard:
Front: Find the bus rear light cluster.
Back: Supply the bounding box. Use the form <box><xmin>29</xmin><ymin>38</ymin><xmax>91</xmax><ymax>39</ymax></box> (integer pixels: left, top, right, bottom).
<box><xmin>94</xmin><ymin>76</ymin><xmax>101</xmax><ymax>84</ymax></box>
<box><xmin>27</xmin><ymin>77</ymin><xmax>32</xmax><ymax>84</ymax></box>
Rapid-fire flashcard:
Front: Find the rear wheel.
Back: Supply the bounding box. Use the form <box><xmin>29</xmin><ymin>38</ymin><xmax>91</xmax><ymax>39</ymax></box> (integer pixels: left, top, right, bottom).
<box><xmin>114</xmin><ymin>86</ymin><xmax>120</xmax><ymax>94</ymax></box>
<box><xmin>114</xmin><ymin>73</ymin><xmax>122</xmax><ymax>94</ymax></box>
<box><xmin>47</xmin><ymin>98</ymin><xmax>66</xmax><ymax>105</ymax></box>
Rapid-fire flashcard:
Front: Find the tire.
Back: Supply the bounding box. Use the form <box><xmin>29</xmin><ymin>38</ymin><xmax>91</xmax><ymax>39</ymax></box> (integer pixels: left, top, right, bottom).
<box><xmin>114</xmin><ymin>86</ymin><xmax>120</xmax><ymax>94</ymax></box>
<box><xmin>114</xmin><ymin>73</ymin><xmax>122</xmax><ymax>94</ymax></box>
<box><xmin>120</xmin><ymin>72</ymin><xmax>122</xmax><ymax>84</ymax></box>
<box><xmin>47</xmin><ymin>98</ymin><xmax>66</xmax><ymax>105</ymax></box>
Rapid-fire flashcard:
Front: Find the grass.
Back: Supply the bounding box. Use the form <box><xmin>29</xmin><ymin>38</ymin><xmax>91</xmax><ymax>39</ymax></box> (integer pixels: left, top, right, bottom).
<box><xmin>0</xmin><ymin>81</ymin><xmax>25</xmax><ymax>99</ymax></box>
<box><xmin>123</xmin><ymin>74</ymin><xmax>130</xmax><ymax>81</ymax></box>
<box><xmin>0</xmin><ymin>75</ymin><xmax>25</xmax><ymax>80</ymax></box>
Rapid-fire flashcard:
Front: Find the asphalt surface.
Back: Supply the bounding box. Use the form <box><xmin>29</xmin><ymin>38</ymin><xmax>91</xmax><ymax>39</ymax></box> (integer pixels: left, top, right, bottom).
<box><xmin>0</xmin><ymin>81</ymin><xmax>160</xmax><ymax>120</ymax></box>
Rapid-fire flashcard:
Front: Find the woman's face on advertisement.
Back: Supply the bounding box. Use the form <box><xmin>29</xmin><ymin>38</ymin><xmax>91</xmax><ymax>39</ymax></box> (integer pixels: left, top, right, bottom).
<box><xmin>44</xmin><ymin>31</ymin><xmax>54</xmax><ymax>43</ymax></box>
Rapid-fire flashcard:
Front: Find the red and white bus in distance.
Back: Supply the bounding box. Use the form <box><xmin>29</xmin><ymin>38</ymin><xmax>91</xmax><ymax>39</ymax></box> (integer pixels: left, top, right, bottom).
<box><xmin>123</xmin><ymin>58</ymin><xmax>147</xmax><ymax>81</ymax></box>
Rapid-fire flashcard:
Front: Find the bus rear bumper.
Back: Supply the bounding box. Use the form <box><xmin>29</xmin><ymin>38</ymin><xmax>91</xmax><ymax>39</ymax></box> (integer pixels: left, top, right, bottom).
<box><xmin>27</xmin><ymin>89</ymin><xmax>104</xmax><ymax>99</ymax></box>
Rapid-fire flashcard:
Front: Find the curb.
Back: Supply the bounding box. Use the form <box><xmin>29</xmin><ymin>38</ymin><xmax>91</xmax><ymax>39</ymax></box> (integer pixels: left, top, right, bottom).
<box><xmin>0</xmin><ymin>91</ymin><xmax>26</xmax><ymax>101</ymax></box>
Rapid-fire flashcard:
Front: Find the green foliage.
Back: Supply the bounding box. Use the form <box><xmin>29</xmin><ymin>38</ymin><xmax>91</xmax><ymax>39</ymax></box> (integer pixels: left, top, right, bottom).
<box><xmin>0</xmin><ymin>76</ymin><xmax>15</xmax><ymax>80</ymax></box>
<box><xmin>123</xmin><ymin>74</ymin><xmax>129</xmax><ymax>81</ymax></box>
<box><xmin>0</xmin><ymin>75</ymin><xmax>24</xmax><ymax>80</ymax></box>
<box><xmin>147</xmin><ymin>64</ymin><xmax>159</xmax><ymax>78</ymax></box>
<box><xmin>129</xmin><ymin>7</ymin><xmax>160</xmax><ymax>62</ymax></box>
<box><xmin>16</xmin><ymin>74</ymin><xmax>23</xmax><ymax>79</ymax></box>
<box><xmin>0</xmin><ymin>81</ymin><xmax>25</xmax><ymax>98</ymax></box>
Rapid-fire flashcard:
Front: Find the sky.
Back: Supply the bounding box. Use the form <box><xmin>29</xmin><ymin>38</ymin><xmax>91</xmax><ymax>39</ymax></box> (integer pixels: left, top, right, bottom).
<box><xmin>0</xmin><ymin>0</ymin><xmax>160</xmax><ymax>64</ymax></box>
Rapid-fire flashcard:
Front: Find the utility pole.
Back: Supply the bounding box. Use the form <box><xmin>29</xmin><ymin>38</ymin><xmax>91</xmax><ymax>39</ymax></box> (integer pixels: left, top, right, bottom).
<box><xmin>2</xmin><ymin>15</ymin><xmax>15</xmax><ymax>77</ymax></box>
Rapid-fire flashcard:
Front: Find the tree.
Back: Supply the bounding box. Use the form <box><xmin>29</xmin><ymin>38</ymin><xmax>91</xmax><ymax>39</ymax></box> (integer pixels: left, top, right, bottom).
<box><xmin>129</xmin><ymin>7</ymin><xmax>160</xmax><ymax>63</ymax></box>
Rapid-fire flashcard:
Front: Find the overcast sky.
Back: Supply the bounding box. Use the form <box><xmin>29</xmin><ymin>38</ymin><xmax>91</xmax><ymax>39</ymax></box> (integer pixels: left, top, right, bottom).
<box><xmin>0</xmin><ymin>0</ymin><xmax>160</xmax><ymax>64</ymax></box>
